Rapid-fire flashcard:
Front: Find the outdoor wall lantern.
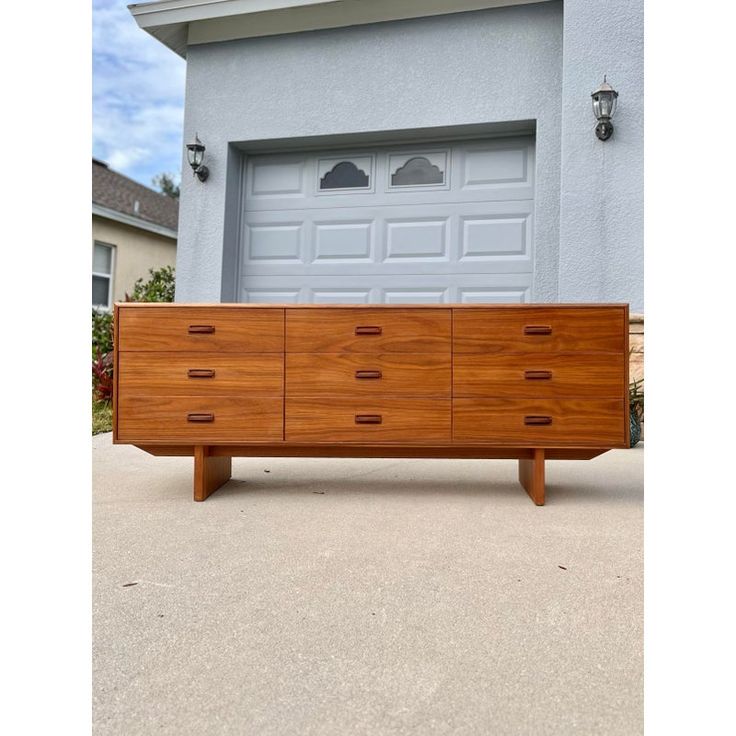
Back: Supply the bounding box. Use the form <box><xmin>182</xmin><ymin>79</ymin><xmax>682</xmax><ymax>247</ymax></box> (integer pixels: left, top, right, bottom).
<box><xmin>591</xmin><ymin>76</ymin><xmax>619</xmax><ymax>141</ymax></box>
<box><xmin>186</xmin><ymin>134</ymin><xmax>209</xmax><ymax>181</ymax></box>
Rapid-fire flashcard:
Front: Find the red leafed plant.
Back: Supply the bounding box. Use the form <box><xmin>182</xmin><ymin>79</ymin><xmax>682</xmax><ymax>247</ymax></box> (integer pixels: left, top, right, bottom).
<box><xmin>92</xmin><ymin>347</ymin><xmax>114</xmax><ymax>403</ymax></box>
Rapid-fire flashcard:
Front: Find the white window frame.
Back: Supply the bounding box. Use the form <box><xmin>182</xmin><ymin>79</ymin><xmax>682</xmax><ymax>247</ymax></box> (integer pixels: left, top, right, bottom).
<box><xmin>92</xmin><ymin>241</ymin><xmax>116</xmax><ymax>311</ymax></box>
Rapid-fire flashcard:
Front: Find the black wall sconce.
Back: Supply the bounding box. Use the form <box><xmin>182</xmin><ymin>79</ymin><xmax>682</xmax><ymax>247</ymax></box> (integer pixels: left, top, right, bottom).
<box><xmin>591</xmin><ymin>76</ymin><xmax>619</xmax><ymax>141</ymax></box>
<box><xmin>186</xmin><ymin>134</ymin><xmax>209</xmax><ymax>181</ymax></box>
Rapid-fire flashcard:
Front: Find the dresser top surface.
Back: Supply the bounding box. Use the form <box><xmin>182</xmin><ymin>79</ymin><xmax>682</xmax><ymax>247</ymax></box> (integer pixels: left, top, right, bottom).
<box><xmin>116</xmin><ymin>303</ymin><xmax>629</xmax><ymax>310</ymax></box>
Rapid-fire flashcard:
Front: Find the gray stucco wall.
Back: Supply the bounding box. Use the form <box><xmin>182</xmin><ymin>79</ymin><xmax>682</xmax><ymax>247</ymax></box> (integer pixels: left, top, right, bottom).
<box><xmin>176</xmin><ymin>0</ymin><xmax>643</xmax><ymax>311</ymax></box>
<box><xmin>558</xmin><ymin>0</ymin><xmax>644</xmax><ymax>311</ymax></box>
<box><xmin>178</xmin><ymin>1</ymin><xmax>563</xmax><ymax>302</ymax></box>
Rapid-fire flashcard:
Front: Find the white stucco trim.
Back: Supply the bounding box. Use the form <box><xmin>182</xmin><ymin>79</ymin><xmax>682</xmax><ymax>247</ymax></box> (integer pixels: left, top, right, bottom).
<box><xmin>129</xmin><ymin>0</ymin><xmax>337</xmax><ymax>22</ymax></box>
<box><xmin>92</xmin><ymin>203</ymin><xmax>178</xmax><ymax>240</ymax></box>
<box><xmin>129</xmin><ymin>0</ymin><xmax>553</xmax><ymax>56</ymax></box>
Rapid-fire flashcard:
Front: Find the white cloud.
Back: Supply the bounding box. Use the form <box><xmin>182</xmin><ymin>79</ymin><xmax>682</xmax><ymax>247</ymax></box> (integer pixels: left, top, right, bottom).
<box><xmin>107</xmin><ymin>147</ymin><xmax>149</xmax><ymax>172</ymax></box>
<box><xmin>93</xmin><ymin>0</ymin><xmax>185</xmax><ymax>186</ymax></box>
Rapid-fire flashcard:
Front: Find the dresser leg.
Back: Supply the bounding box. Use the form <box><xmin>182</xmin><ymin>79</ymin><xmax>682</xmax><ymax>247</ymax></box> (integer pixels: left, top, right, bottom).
<box><xmin>193</xmin><ymin>446</ymin><xmax>232</xmax><ymax>502</ymax></box>
<box><xmin>518</xmin><ymin>449</ymin><xmax>545</xmax><ymax>506</ymax></box>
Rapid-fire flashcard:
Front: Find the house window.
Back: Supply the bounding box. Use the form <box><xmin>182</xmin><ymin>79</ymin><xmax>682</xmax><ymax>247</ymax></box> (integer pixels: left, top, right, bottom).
<box><xmin>92</xmin><ymin>241</ymin><xmax>114</xmax><ymax>309</ymax></box>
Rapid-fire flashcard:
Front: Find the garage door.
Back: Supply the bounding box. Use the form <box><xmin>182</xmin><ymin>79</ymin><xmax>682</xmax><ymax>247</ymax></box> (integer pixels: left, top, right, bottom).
<box><xmin>239</xmin><ymin>137</ymin><xmax>534</xmax><ymax>303</ymax></box>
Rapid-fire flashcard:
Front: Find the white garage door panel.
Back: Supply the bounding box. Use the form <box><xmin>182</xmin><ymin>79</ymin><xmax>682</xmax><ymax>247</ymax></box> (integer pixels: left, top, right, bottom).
<box><xmin>243</xmin><ymin>203</ymin><xmax>533</xmax><ymax>275</ymax></box>
<box><xmin>242</xmin><ymin>274</ymin><xmax>532</xmax><ymax>305</ymax></box>
<box><xmin>239</xmin><ymin>137</ymin><xmax>535</xmax><ymax>304</ymax></box>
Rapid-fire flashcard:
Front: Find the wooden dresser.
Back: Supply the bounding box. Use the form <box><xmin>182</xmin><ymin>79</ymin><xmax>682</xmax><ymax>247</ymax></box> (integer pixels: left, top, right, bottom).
<box><xmin>113</xmin><ymin>304</ymin><xmax>629</xmax><ymax>505</ymax></box>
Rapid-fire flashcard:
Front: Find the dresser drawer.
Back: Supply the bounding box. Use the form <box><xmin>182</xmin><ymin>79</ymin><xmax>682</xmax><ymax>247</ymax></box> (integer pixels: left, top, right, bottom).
<box><xmin>117</xmin><ymin>307</ymin><xmax>284</xmax><ymax>352</ymax></box>
<box><xmin>118</xmin><ymin>353</ymin><xmax>284</xmax><ymax>396</ymax></box>
<box><xmin>453</xmin><ymin>307</ymin><xmax>625</xmax><ymax>354</ymax></box>
<box><xmin>453</xmin><ymin>398</ymin><xmax>625</xmax><ymax>446</ymax></box>
<box><xmin>286</xmin><ymin>309</ymin><xmax>451</xmax><ymax>353</ymax></box>
<box><xmin>286</xmin><ymin>353</ymin><xmax>450</xmax><ymax>398</ymax></box>
<box><xmin>117</xmin><ymin>396</ymin><xmax>283</xmax><ymax>442</ymax></box>
<box><xmin>453</xmin><ymin>353</ymin><xmax>624</xmax><ymax>399</ymax></box>
<box><xmin>286</xmin><ymin>398</ymin><xmax>451</xmax><ymax>442</ymax></box>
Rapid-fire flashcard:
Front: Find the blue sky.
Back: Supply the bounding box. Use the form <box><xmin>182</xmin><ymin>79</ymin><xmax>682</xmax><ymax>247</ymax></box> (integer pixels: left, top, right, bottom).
<box><xmin>93</xmin><ymin>0</ymin><xmax>185</xmax><ymax>188</ymax></box>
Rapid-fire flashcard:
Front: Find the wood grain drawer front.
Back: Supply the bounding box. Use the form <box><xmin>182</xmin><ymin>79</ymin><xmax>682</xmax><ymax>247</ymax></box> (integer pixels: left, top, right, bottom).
<box><xmin>286</xmin><ymin>353</ymin><xmax>451</xmax><ymax>397</ymax></box>
<box><xmin>453</xmin><ymin>398</ymin><xmax>625</xmax><ymax>446</ymax></box>
<box><xmin>453</xmin><ymin>307</ymin><xmax>625</xmax><ymax>354</ymax></box>
<box><xmin>286</xmin><ymin>309</ymin><xmax>451</xmax><ymax>353</ymax></box>
<box><xmin>118</xmin><ymin>353</ymin><xmax>284</xmax><ymax>396</ymax></box>
<box><xmin>286</xmin><ymin>399</ymin><xmax>451</xmax><ymax>443</ymax></box>
<box><xmin>118</xmin><ymin>308</ymin><xmax>284</xmax><ymax>352</ymax></box>
<box><xmin>117</xmin><ymin>396</ymin><xmax>283</xmax><ymax>442</ymax></box>
<box><xmin>454</xmin><ymin>353</ymin><xmax>624</xmax><ymax>399</ymax></box>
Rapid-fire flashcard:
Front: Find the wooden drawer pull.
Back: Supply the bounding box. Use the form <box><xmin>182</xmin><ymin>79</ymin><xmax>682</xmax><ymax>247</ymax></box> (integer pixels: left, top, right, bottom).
<box><xmin>355</xmin><ymin>414</ymin><xmax>383</xmax><ymax>424</ymax></box>
<box><xmin>524</xmin><ymin>370</ymin><xmax>553</xmax><ymax>380</ymax></box>
<box><xmin>187</xmin><ymin>369</ymin><xmax>216</xmax><ymax>379</ymax></box>
<box><xmin>355</xmin><ymin>325</ymin><xmax>382</xmax><ymax>335</ymax></box>
<box><xmin>187</xmin><ymin>413</ymin><xmax>215</xmax><ymax>423</ymax></box>
<box><xmin>188</xmin><ymin>325</ymin><xmax>216</xmax><ymax>334</ymax></box>
<box><xmin>524</xmin><ymin>325</ymin><xmax>552</xmax><ymax>335</ymax></box>
<box><xmin>524</xmin><ymin>415</ymin><xmax>553</xmax><ymax>426</ymax></box>
<box><xmin>355</xmin><ymin>370</ymin><xmax>382</xmax><ymax>380</ymax></box>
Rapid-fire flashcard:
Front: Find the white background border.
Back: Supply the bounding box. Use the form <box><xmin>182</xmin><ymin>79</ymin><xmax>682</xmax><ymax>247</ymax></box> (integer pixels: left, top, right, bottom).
<box><xmin>3</xmin><ymin>1</ymin><xmax>736</xmax><ymax>732</ymax></box>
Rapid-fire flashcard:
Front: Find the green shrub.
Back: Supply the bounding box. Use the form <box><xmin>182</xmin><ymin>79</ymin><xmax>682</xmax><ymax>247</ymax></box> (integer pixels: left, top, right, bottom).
<box><xmin>126</xmin><ymin>265</ymin><xmax>175</xmax><ymax>303</ymax></box>
<box><xmin>91</xmin><ymin>310</ymin><xmax>114</xmax><ymax>403</ymax></box>
<box><xmin>92</xmin><ymin>308</ymin><xmax>114</xmax><ymax>356</ymax></box>
<box><xmin>629</xmin><ymin>377</ymin><xmax>644</xmax><ymax>421</ymax></box>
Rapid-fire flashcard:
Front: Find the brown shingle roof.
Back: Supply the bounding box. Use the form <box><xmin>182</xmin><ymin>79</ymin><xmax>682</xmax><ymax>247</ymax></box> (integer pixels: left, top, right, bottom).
<box><xmin>92</xmin><ymin>158</ymin><xmax>178</xmax><ymax>233</ymax></box>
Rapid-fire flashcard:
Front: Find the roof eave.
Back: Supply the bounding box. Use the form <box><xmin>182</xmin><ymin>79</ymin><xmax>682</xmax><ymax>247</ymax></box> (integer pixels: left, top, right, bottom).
<box><xmin>147</xmin><ymin>23</ymin><xmax>189</xmax><ymax>58</ymax></box>
<box><xmin>128</xmin><ymin>0</ymin><xmax>552</xmax><ymax>58</ymax></box>
<box><xmin>93</xmin><ymin>203</ymin><xmax>178</xmax><ymax>240</ymax></box>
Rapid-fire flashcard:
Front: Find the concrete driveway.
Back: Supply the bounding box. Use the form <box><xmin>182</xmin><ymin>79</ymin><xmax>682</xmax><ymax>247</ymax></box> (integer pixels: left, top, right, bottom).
<box><xmin>93</xmin><ymin>434</ymin><xmax>643</xmax><ymax>736</ymax></box>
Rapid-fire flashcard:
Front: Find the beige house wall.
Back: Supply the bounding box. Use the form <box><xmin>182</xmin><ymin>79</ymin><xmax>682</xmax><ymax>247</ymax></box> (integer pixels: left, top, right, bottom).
<box><xmin>93</xmin><ymin>215</ymin><xmax>177</xmax><ymax>304</ymax></box>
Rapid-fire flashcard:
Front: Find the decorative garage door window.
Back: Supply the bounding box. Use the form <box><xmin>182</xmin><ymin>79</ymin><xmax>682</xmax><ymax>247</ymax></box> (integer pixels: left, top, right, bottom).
<box><xmin>318</xmin><ymin>156</ymin><xmax>373</xmax><ymax>192</ymax></box>
<box><xmin>389</xmin><ymin>151</ymin><xmax>447</xmax><ymax>188</ymax></box>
